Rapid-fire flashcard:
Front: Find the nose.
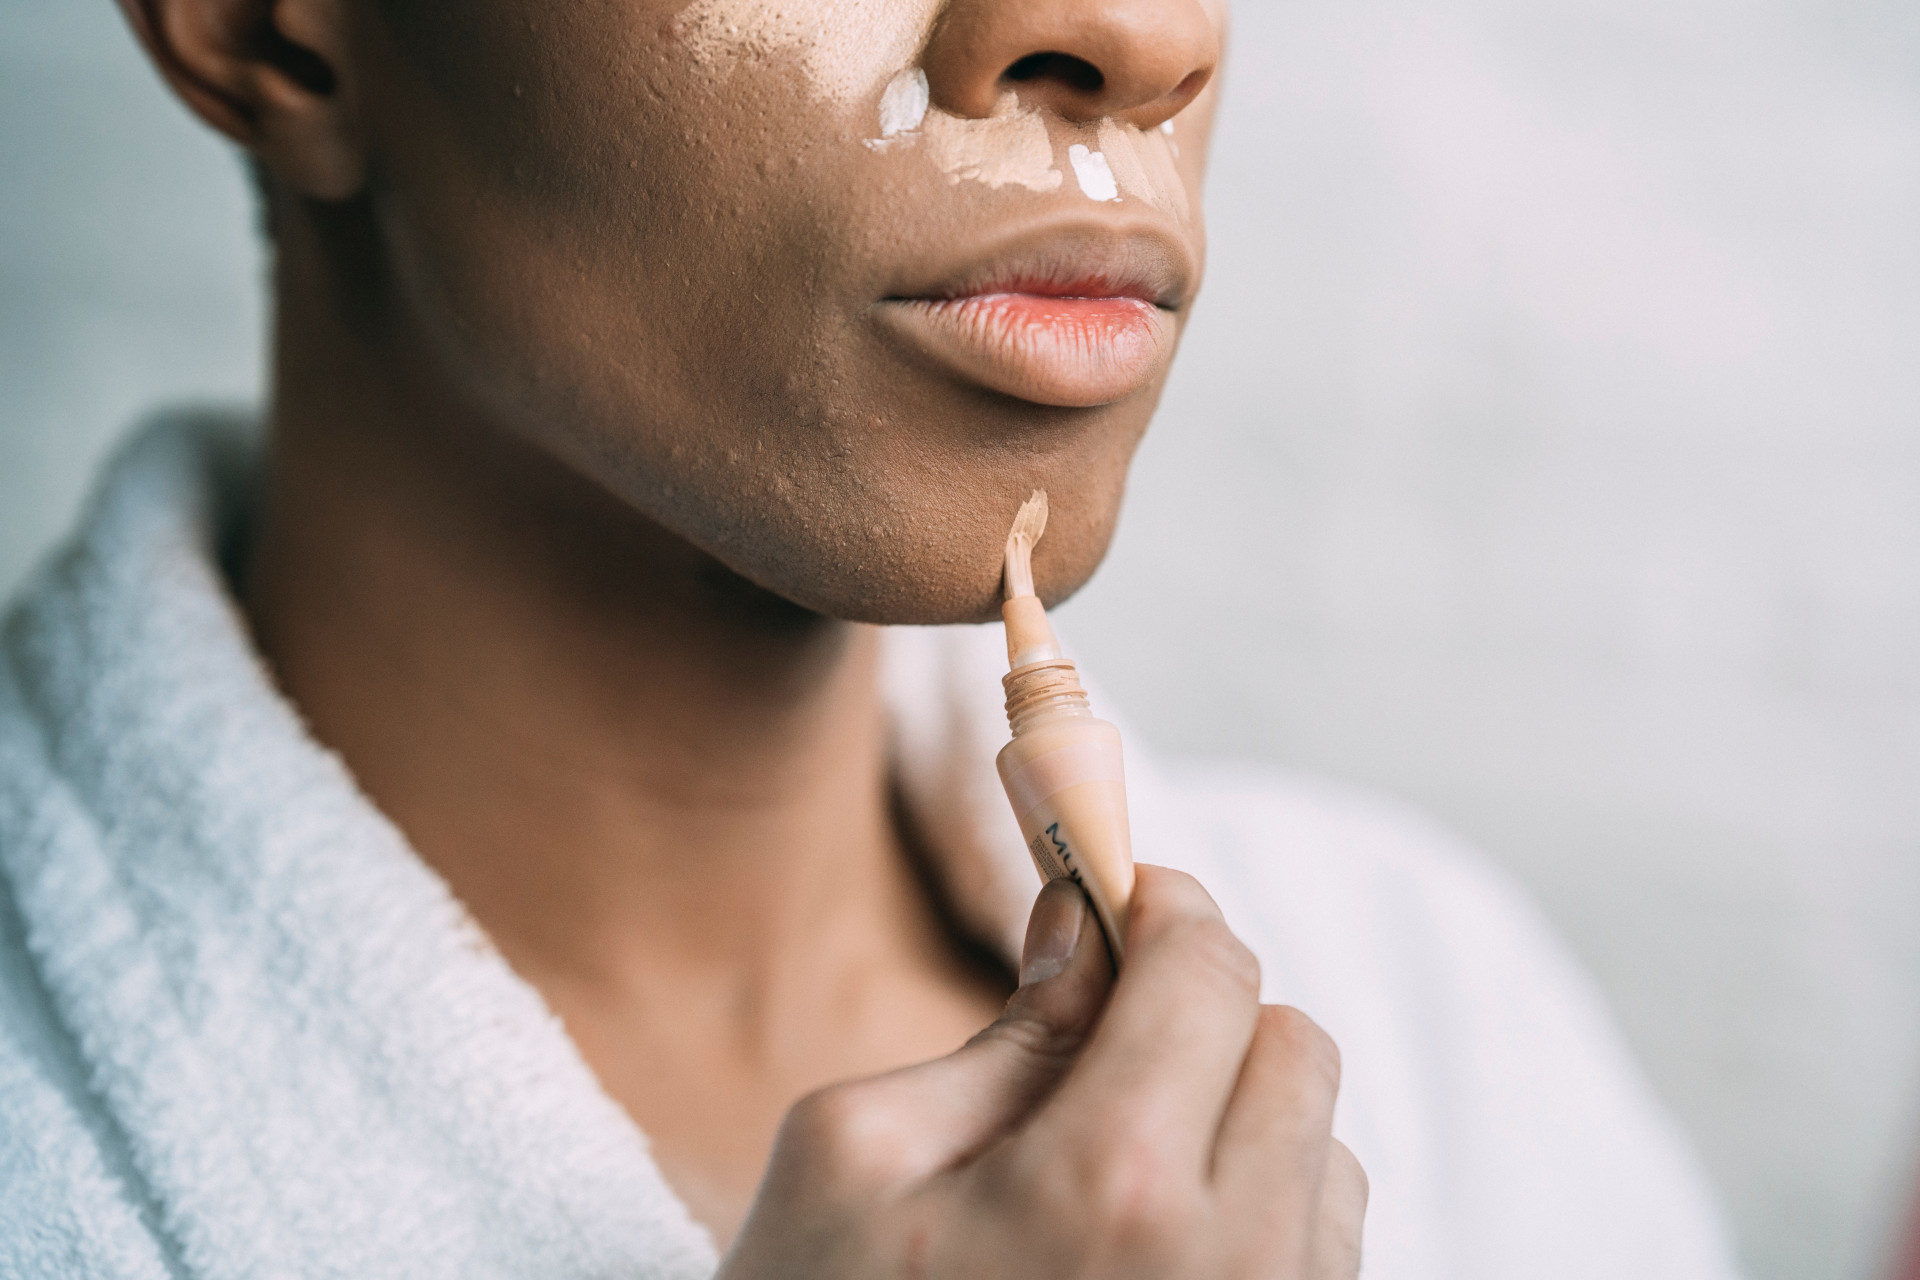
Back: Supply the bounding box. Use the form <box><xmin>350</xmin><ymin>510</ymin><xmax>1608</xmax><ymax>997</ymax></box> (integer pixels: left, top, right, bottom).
<box><xmin>922</xmin><ymin>0</ymin><xmax>1219</xmax><ymax>131</ymax></box>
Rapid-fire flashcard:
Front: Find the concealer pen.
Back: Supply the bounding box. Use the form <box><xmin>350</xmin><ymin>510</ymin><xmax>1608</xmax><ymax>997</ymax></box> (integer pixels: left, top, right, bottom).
<box><xmin>995</xmin><ymin>491</ymin><xmax>1135</xmax><ymax>965</ymax></box>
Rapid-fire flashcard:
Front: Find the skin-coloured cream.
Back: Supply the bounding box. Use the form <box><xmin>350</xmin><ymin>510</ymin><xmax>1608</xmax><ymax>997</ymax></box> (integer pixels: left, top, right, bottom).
<box><xmin>869</xmin><ymin>79</ymin><xmax>1064</xmax><ymax>192</ymax></box>
<box><xmin>923</xmin><ymin>102</ymin><xmax>1064</xmax><ymax>192</ymax></box>
<box><xmin>675</xmin><ymin>0</ymin><xmax>1195</xmax><ymax>206</ymax></box>
<box><xmin>1097</xmin><ymin>120</ymin><xmax>1191</xmax><ymax>220</ymax></box>
<box><xmin>995</xmin><ymin>492</ymin><xmax>1134</xmax><ymax>964</ymax></box>
<box><xmin>672</xmin><ymin>0</ymin><xmax>940</xmax><ymax>107</ymax></box>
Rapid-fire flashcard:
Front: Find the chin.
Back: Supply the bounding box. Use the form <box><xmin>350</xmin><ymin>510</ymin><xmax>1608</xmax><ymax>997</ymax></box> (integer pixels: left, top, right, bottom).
<box><xmin>681</xmin><ymin>448</ymin><xmax>1134</xmax><ymax>629</ymax></box>
<box><xmin>529</xmin><ymin>340</ymin><xmax>1158</xmax><ymax>630</ymax></box>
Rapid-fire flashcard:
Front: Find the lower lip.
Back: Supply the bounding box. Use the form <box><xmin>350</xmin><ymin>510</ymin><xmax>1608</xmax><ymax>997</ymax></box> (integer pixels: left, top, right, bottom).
<box><xmin>877</xmin><ymin>292</ymin><xmax>1173</xmax><ymax>408</ymax></box>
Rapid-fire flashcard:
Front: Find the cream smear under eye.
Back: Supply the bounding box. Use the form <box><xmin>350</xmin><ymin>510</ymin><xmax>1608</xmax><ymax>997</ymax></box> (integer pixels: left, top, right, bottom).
<box><xmin>921</xmin><ymin>98</ymin><xmax>1064</xmax><ymax>192</ymax></box>
<box><xmin>678</xmin><ymin>0</ymin><xmax>1185</xmax><ymax>207</ymax></box>
<box><xmin>674</xmin><ymin>0</ymin><xmax>940</xmax><ymax>106</ymax></box>
<box><xmin>865</xmin><ymin>74</ymin><xmax>1062</xmax><ymax>192</ymax></box>
<box><xmin>1096</xmin><ymin>120</ymin><xmax>1189</xmax><ymax>219</ymax></box>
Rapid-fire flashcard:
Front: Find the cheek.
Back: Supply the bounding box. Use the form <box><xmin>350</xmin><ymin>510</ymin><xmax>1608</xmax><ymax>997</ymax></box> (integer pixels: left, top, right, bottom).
<box><xmin>672</xmin><ymin>0</ymin><xmax>943</xmax><ymax>112</ymax></box>
<box><xmin>368</xmin><ymin>23</ymin><xmax>840</xmax><ymax>430</ymax></box>
<box><xmin>355</xmin><ymin>6</ymin><xmax>1181</xmax><ymax>623</ymax></box>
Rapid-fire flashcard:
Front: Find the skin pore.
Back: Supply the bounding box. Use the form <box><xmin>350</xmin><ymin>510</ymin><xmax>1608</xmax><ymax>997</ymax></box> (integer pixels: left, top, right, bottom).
<box><xmin>120</xmin><ymin>0</ymin><xmax>1222</xmax><ymax>1250</ymax></box>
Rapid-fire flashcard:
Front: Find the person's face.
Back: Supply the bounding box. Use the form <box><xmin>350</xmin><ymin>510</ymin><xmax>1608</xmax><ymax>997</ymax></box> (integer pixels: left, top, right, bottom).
<box><xmin>347</xmin><ymin>0</ymin><xmax>1221</xmax><ymax>622</ymax></box>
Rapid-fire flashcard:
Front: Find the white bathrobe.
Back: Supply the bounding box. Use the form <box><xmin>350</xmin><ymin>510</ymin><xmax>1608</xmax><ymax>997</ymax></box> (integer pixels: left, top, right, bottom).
<box><xmin>0</xmin><ymin>412</ymin><xmax>1744</xmax><ymax>1279</ymax></box>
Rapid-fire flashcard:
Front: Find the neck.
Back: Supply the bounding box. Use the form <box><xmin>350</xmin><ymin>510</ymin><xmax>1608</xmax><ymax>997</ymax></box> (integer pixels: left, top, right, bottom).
<box><xmin>242</xmin><ymin>199</ymin><xmax>1013</xmax><ymax>1244</ymax></box>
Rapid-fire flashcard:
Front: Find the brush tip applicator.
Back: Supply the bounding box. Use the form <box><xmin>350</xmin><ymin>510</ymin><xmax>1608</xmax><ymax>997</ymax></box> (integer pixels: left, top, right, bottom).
<box><xmin>994</xmin><ymin>491</ymin><xmax>1135</xmax><ymax>965</ymax></box>
<box><xmin>1001</xmin><ymin>491</ymin><xmax>1063</xmax><ymax>669</ymax></box>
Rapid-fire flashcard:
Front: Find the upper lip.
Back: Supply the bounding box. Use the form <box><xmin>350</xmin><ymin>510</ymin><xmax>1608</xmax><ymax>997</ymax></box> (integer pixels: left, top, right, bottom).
<box><xmin>881</xmin><ymin>219</ymin><xmax>1195</xmax><ymax>312</ymax></box>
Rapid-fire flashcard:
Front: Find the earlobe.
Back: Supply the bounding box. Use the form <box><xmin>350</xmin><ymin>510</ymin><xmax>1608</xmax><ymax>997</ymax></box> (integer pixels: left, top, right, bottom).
<box><xmin>114</xmin><ymin>0</ymin><xmax>366</xmax><ymax>201</ymax></box>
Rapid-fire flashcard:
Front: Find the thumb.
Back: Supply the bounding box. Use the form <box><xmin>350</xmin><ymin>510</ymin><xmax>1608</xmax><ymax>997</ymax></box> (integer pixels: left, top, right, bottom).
<box><xmin>1008</xmin><ymin>877</ymin><xmax>1116</xmax><ymax>1032</ymax></box>
<box><xmin>848</xmin><ymin>879</ymin><xmax>1114</xmax><ymax>1180</ymax></box>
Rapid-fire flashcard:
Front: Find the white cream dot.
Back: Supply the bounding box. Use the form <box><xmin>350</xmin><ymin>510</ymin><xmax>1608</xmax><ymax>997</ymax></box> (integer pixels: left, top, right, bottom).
<box><xmin>1068</xmin><ymin>144</ymin><xmax>1120</xmax><ymax>201</ymax></box>
<box><xmin>878</xmin><ymin>68</ymin><xmax>930</xmax><ymax>136</ymax></box>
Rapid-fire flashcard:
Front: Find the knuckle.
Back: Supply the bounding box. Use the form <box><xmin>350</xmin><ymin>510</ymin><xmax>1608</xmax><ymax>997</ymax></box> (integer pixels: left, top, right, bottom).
<box><xmin>1138</xmin><ymin>862</ymin><xmax>1205</xmax><ymax>899</ymax></box>
<box><xmin>778</xmin><ymin>1084</ymin><xmax>859</xmax><ymax>1158</ymax></box>
<box><xmin>1130</xmin><ymin>878</ymin><xmax>1259</xmax><ymax>1000</ymax></box>
<box><xmin>1128</xmin><ymin>867</ymin><xmax>1212</xmax><ymax>934</ymax></box>
<box><xmin>977</xmin><ymin>1007</ymin><xmax>1081</xmax><ymax>1068</ymax></box>
<box><xmin>1082</xmin><ymin>1139</ymin><xmax>1202</xmax><ymax>1257</ymax></box>
<box><xmin>778</xmin><ymin>1081</ymin><xmax>908</xmax><ymax>1189</ymax></box>
<box><xmin>1316</xmin><ymin>1140</ymin><xmax>1371</xmax><ymax>1276</ymax></box>
<box><xmin>1180</xmin><ymin>917</ymin><xmax>1262</xmax><ymax>998</ymax></box>
<box><xmin>1266</xmin><ymin>1004</ymin><xmax>1341</xmax><ymax>1089</ymax></box>
<box><xmin>1330</xmin><ymin>1139</ymin><xmax>1370</xmax><ymax>1212</ymax></box>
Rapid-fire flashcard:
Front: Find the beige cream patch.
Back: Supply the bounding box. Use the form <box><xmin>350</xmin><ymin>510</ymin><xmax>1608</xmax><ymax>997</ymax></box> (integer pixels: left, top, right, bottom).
<box><xmin>1140</xmin><ymin>125</ymin><xmax>1192</xmax><ymax>222</ymax></box>
<box><xmin>673</xmin><ymin>0</ymin><xmax>941</xmax><ymax>106</ymax></box>
<box><xmin>1094</xmin><ymin>122</ymin><xmax>1153</xmax><ymax>206</ymax></box>
<box><xmin>920</xmin><ymin>97</ymin><xmax>1063</xmax><ymax>192</ymax></box>
<box><xmin>1095</xmin><ymin>120</ymin><xmax>1190</xmax><ymax>220</ymax></box>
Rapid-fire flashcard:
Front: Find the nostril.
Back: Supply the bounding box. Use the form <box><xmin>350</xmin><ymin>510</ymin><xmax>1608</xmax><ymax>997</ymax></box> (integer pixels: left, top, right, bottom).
<box><xmin>1001</xmin><ymin>52</ymin><xmax>1104</xmax><ymax>95</ymax></box>
<box><xmin>927</xmin><ymin>0</ymin><xmax>1214</xmax><ymax>126</ymax></box>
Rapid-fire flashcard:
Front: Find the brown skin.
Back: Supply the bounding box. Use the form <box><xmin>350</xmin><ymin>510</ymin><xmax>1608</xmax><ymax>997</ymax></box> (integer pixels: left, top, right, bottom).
<box><xmin>119</xmin><ymin>0</ymin><xmax>1366</xmax><ymax>1268</ymax></box>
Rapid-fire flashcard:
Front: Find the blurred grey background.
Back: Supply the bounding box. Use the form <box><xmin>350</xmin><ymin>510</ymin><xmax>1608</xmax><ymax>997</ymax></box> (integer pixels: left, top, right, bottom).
<box><xmin>4</xmin><ymin>0</ymin><xmax>1918</xmax><ymax>1275</ymax></box>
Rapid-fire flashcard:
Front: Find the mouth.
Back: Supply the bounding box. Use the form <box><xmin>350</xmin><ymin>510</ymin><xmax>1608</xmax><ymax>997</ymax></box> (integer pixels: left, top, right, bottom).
<box><xmin>874</xmin><ymin>229</ymin><xmax>1190</xmax><ymax>408</ymax></box>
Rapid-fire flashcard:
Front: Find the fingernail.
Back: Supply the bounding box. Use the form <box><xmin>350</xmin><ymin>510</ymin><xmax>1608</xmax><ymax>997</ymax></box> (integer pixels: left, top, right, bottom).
<box><xmin>1020</xmin><ymin>883</ymin><xmax>1086</xmax><ymax>986</ymax></box>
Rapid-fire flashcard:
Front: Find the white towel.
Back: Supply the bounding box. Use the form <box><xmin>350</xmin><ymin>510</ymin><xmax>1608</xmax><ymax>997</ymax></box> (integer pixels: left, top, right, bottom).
<box><xmin>0</xmin><ymin>411</ymin><xmax>1745</xmax><ymax>1279</ymax></box>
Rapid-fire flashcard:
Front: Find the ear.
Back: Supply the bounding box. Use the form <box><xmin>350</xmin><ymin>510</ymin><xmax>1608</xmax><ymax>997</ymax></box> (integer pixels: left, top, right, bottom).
<box><xmin>116</xmin><ymin>0</ymin><xmax>365</xmax><ymax>200</ymax></box>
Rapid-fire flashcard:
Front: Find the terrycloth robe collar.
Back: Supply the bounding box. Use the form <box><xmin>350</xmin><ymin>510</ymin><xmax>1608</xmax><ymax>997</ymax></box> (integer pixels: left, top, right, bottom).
<box><xmin>0</xmin><ymin>412</ymin><xmax>1056</xmax><ymax>1279</ymax></box>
